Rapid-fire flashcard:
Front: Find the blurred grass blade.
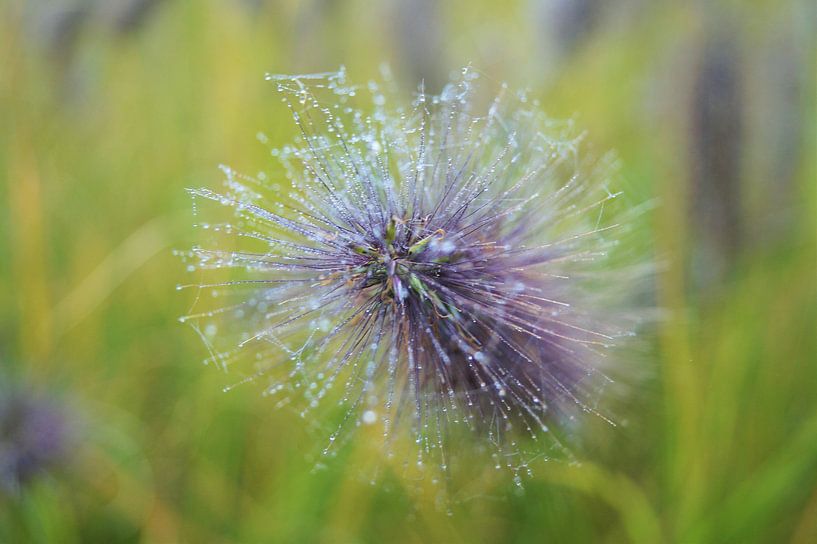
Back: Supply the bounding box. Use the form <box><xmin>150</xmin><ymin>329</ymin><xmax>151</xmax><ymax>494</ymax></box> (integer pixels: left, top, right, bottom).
<box><xmin>52</xmin><ymin>214</ymin><xmax>185</xmax><ymax>339</ymax></box>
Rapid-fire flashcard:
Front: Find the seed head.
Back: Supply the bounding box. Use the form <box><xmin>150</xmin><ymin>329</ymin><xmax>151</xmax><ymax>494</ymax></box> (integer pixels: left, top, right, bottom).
<box><xmin>181</xmin><ymin>67</ymin><xmax>643</xmax><ymax>472</ymax></box>
<box><xmin>0</xmin><ymin>383</ymin><xmax>72</xmax><ymax>495</ymax></box>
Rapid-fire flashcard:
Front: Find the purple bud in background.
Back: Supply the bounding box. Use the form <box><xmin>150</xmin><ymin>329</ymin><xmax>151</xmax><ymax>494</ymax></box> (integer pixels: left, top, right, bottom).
<box><xmin>180</xmin><ymin>67</ymin><xmax>645</xmax><ymax>473</ymax></box>
<box><xmin>0</xmin><ymin>383</ymin><xmax>72</xmax><ymax>495</ymax></box>
<box><xmin>688</xmin><ymin>27</ymin><xmax>744</xmax><ymax>289</ymax></box>
<box><xmin>532</xmin><ymin>0</ymin><xmax>602</xmax><ymax>60</ymax></box>
<box><xmin>748</xmin><ymin>19</ymin><xmax>807</xmax><ymax>247</ymax></box>
<box><xmin>105</xmin><ymin>0</ymin><xmax>166</xmax><ymax>35</ymax></box>
<box><xmin>389</xmin><ymin>0</ymin><xmax>447</xmax><ymax>93</ymax></box>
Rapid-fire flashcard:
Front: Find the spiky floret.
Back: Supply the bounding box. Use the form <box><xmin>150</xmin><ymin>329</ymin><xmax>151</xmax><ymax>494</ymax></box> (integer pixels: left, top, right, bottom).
<box><xmin>180</xmin><ymin>67</ymin><xmax>641</xmax><ymax>472</ymax></box>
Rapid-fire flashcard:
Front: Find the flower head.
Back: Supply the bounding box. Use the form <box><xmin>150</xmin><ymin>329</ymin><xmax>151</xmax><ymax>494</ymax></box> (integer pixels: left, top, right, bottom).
<box><xmin>0</xmin><ymin>383</ymin><xmax>72</xmax><ymax>494</ymax></box>
<box><xmin>181</xmin><ymin>67</ymin><xmax>642</xmax><ymax>472</ymax></box>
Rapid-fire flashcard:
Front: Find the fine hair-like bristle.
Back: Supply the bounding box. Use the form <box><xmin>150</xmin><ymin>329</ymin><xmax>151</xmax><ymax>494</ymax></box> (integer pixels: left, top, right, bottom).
<box><xmin>179</xmin><ymin>67</ymin><xmax>645</xmax><ymax>476</ymax></box>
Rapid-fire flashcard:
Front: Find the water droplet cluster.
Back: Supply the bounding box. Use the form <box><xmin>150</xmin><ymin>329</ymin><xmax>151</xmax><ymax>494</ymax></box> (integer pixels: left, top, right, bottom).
<box><xmin>179</xmin><ymin>66</ymin><xmax>640</xmax><ymax>477</ymax></box>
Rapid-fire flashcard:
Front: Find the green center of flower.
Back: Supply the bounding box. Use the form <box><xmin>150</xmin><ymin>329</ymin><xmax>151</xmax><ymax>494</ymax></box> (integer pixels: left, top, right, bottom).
<box><xmin>347</xmin><ymin>217</ymin><xmax>458</xmax><ymax>317</ymax></box>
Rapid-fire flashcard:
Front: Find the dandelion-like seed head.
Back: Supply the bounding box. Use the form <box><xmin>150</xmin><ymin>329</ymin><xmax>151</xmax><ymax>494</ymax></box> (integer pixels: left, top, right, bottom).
<box><xmin>180</xmin><ymin>67</ymin><xmax>644</xmax><ymax>476</ymax></box>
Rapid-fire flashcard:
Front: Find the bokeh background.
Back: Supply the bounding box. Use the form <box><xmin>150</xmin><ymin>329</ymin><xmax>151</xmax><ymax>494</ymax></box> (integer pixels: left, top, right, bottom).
<box><xmin>1</xmin><ymin>0</ymin><xmax>815</xmax><ymax>542</ymax></box>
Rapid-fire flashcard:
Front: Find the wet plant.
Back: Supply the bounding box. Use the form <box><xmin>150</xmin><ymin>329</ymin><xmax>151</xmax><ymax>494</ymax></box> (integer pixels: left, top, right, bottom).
<box><xmin>179</xmin><ymin>67</ymin><xmax>645</xmax><ymax>477</ymax></box>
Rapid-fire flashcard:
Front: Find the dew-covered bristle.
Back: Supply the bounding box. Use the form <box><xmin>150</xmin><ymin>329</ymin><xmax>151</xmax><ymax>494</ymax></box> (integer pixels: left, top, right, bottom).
<box><xmin>179</xmin><ymin>66</ymin><xmax>642</xmax><ymax>480</ymax></box>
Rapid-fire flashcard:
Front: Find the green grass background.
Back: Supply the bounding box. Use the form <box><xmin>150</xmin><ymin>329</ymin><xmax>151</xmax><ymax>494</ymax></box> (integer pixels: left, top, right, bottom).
<box><xmin>1</xmin><ymin>0</ymin><xmax>815</xmax><ymax>542</ymax></box>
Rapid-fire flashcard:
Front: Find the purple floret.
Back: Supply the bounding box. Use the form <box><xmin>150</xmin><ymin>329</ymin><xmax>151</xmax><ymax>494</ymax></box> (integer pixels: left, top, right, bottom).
<box><xmin>180</xmin><ymin>67</ymin><xmax>641</xmax><ymax>470</ymax></box>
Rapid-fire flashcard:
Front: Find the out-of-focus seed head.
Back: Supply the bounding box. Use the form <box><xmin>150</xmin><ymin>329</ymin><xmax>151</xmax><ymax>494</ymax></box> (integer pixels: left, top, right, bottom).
<box><xmin>689</xmin><ymin>28</ymin><xmax>744</xmax><ymax>290</ymax></box>
<box><xmin>0</xmin><ymin>383</ymin><xmax>72</xmax><ymax>495</ymax></box>
<box><xmin>180</xmin><ymin>67</ymin><xmax>645</xmax><ymax>476</ymax></box>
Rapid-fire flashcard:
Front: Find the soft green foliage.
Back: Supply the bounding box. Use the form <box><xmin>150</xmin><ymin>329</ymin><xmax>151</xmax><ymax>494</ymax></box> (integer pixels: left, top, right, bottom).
<box><xmin>1</xmin><ymin>1</ymin><xmax>815</xmax><ymax>542</ymax></box>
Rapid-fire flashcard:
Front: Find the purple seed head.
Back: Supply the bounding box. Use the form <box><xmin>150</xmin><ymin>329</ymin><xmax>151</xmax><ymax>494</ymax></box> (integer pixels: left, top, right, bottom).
<box><xmin>0</xmin><ymin>383</ymin><xmax>71</xmax><ymax>495</ymax></box>
<box><xmin>180</xmin><ymin>67</ymin><xmax>644</xmax><ymax>471</ymax></box>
